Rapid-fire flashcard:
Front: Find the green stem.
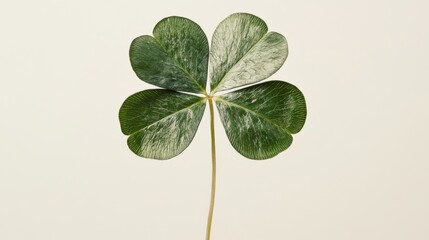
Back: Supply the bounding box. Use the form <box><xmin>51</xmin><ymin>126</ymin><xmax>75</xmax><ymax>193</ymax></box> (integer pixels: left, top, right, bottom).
<box><xmin>206</xmin><ymin>97</ymin><xmax>217</xmax><ymax>240</ymax></box>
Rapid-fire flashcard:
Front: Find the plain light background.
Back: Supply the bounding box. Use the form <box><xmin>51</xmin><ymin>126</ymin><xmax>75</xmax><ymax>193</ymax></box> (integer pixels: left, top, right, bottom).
<box><xmin>1</xmin><ymin>0</ymin><xmax>428</xmax><ymax>239</ymax></box>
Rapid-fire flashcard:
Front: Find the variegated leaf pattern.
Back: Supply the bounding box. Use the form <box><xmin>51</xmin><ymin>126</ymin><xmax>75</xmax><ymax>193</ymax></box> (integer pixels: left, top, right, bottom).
<box><xmin>209</xmin><ymin>13</ymin><xmax>288</xmax><ymax>93</ymax></box>
<box><xmin>215</xmin><ymin>81</ymin><xmax>306</xmax><ymax>159</ymax></box>
<box><xmin>119</xmin><ymin>89</ymin><xmax>206</xmax><ymax>159</ymax></box>
<box><xmin>130</xmin><ymin>17</ymin><xmax>209</xmax><ymax>94</ymax></box>
<box><xmin>121</xmin><ymin>13</ymin><xmax>306</xmax><ymax>160</ymax></box>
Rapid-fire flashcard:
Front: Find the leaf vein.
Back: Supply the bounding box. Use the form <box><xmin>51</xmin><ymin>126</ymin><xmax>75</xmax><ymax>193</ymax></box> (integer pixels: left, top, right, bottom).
<box><xmin>216</xmin><ymin>97</ymin><xmax>292</xmax><ymax>135</ymax></box>
<box><xmin>128</xmin><ymin>98</ymin><xmax>205</xmax><ymax>136</ymax></box>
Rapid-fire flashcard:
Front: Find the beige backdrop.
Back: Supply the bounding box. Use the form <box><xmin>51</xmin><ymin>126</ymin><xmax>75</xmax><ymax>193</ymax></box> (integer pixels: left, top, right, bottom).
<box><xmin>1</xmin><ymin>0</ymin><xmax>429</xmax><ymax>239</ymax></box>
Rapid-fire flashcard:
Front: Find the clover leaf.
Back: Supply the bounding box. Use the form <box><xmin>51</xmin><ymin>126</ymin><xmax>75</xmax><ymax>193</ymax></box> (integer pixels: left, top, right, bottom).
<box><xmin>119</xmin><ymin>12</ymin><xmax>307</xmax><ymax>239</ymax></box>
<box><xmin>121</xmin><ymin>13</ymin><xmax>306</xmax><ymax>160</ymax></box>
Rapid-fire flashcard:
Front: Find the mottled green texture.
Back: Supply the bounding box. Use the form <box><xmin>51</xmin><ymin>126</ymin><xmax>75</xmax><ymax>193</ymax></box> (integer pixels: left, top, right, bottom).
<box><xmin>210</xmin><ymin>13</ymin><xmax>288</xmax><ymax>93</ymax></box>
<box><xmin>120</xmin><ymin>13</ymin><xmax>307</xmax><ymax>160</ymax></box>
<box><xmin>119</xmin><ymin>89</ymin><xmax>206</xmax><ymax>159</ymax></box>
<box><xmin>120</xmin><ymin>13</ymin><xmax>307</xmax><ymax>240</ymax></box>
<box><xmin>130</xmin><ymin>17</ymin><xmax>209</xmax><ymax>94</ymax></box>
<box><xmin>215</xmin><ymin>81</ymin><xmax>306</xmax><ymax>159</ymax></box>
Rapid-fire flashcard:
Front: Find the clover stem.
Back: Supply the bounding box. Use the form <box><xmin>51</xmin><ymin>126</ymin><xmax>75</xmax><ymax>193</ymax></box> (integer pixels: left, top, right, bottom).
<box><xmin>206</xmin><ymin>96</ymin><xmax>217</xmax><ymax>240</ymax></box>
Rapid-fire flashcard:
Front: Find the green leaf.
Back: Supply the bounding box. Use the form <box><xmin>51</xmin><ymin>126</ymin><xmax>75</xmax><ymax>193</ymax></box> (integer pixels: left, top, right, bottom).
<box><xmin>119</xmin><ymin>89</ymin><xmax>206</xmax><ymax>159</ymax></box>
<box><xmin>215</xmin><ymin>81</ymin><xmax>306</xmax><ymax>159</ymax></box>
<box><xmin>123</xmin><ymin>13</ymin><xmax>306</xmax><ymax>161</ymax></box>
<box><xmin>130</xmin><ymin>16</ymin><xmax>209</xmax><ymax>94</ymax></box>
<box><xmin>210</xmin><ymin>13</ymin><xmax>288</xmax><ymax>93</ymax></box>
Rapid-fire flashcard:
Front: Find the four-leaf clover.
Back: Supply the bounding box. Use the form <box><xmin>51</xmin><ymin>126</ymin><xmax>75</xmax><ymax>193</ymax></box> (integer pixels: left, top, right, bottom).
<box><xmin>119</xmin><ymin>12</ymin><xmax>307</xmax><ymax>240</ymax></box>
<box><xmin>119</xmin><ymin>13</ymin><xmax>307</xmax><ymax>160</ymax></box>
